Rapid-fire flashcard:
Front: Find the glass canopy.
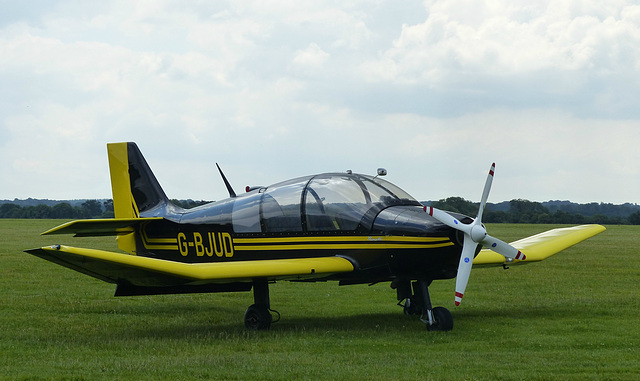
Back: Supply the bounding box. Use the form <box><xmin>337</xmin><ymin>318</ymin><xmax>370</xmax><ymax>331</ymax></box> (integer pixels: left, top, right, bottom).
<box><xmin>230</xmin><ymin>173</ymin><xmax>420</xmax><ymax>233</ymax></box>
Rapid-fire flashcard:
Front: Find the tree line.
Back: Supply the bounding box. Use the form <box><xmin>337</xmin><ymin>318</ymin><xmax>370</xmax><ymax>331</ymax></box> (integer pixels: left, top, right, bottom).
<box><xmin>0</xmin><ymin>199</ymin><xmax>210</xmax><ymax>219</ymax></box>
<box><xmin>0</xmin><ymin>200</ymin><xmax>113</xmax><ymax>219</ymax></box>
<box><xmin>2</xmin><ymin>197</ymin><xmax>640</xmax><ymax>224</ymax></box>
<box><xmin>429</xmin><ymin>197</ymin><xmax>640</xmax><ymax>225</ymax></box>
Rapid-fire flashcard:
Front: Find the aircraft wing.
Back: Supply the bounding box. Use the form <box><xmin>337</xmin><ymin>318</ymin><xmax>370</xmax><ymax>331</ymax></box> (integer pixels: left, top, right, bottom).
<box><xmin>24</xmin><ymin>245</ymin><xmax>356</xmax><ymax>287</ymax></box>
<box><xmin>473</xmin><ymin>224</ymin><xmax>606</xmax><ymax>267</ymax></box>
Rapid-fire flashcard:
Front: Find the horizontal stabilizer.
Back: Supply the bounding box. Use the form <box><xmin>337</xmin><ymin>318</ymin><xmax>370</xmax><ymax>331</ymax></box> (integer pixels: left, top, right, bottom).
<box><xmin>473</xmin><ymin>224</ymin><xmax>606</xmax><ymax>267</ymax></box>
<box><xmin>24</xmin><ymin>245</ymin><xmax>356</xmax><ymax>287</ymax></box>
<box><xmin>41</xmin><ymin>218</ymin><xmax>164</xmax><ymax>237</ymax></box>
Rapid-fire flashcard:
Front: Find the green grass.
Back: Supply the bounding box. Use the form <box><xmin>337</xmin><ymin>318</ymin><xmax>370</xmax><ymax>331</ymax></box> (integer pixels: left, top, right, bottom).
<box><xmin>1</xmin><ymin>220</ymin><xmax>638</xmax><ymax>380</ymax></box>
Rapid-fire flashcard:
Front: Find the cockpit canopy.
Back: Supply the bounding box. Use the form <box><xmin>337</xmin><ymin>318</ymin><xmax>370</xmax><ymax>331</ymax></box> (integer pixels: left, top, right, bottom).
<box><xmin>183</xmin><ymin>173</ymin><xmax>422</xmax><ymax>233</ymax></box>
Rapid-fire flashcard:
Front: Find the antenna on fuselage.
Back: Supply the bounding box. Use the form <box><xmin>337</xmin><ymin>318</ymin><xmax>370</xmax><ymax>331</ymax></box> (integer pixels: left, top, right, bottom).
<box><xmin>216</xmin><ymin>163</ymin><xmax>237</xmax><ymax>198</ymax></box>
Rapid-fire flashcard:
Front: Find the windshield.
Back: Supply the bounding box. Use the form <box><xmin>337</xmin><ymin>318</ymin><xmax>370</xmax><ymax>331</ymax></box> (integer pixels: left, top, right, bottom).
<box><xmin>304</xmin><ymin>174</ymin><xmax>420</xmax><ymax>231</ymax></box>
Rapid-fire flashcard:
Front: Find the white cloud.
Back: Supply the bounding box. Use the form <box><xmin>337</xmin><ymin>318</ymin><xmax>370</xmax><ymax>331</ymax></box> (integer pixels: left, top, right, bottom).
<box><xmin>359</xmin><ymin>0</ymin><xmax>640</xmax><ymax>118</ymax></box>
<box><xmin>0</xmin><ymin>1</ymin><xmax>639</xmax><ymax>204</ymax></box>
<box><xmin>292</xmin><ymin>43</ymin><xmax>330</xmax><ymax>75</ymax></box>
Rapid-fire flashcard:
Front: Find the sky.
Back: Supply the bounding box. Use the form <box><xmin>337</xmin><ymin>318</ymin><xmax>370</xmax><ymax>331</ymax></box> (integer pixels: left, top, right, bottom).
<box><xmin>1</xmin><ymin>0</ymin><xmax>639</xmax><ymax>204</ymax></box>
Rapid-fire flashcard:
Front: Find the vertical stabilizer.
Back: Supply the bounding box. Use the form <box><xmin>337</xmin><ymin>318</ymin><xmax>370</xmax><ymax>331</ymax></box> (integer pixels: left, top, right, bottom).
<box><xmin>108</xmin><ymin>142</ymin><xmax>169</xmax><ymax>217</ymax></box>
<box><xmin>107</xmin><ymin>142</ymin><xmax>171</xmax><ymax>253</ymax></box>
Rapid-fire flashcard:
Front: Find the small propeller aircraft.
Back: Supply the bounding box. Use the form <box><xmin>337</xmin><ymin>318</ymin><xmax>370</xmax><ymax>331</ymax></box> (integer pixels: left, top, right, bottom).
<box><xmin>26</xmin><ymin>143</ymin><xmax>605</xmax><ymax>331</ymax></box>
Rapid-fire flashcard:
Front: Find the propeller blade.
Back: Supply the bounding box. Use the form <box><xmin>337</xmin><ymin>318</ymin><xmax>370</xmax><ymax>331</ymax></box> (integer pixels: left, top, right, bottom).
<box><xmin>425</xmin><ymin>163</ymin><xmax>526</xmax><ymax>306</ymax></box>
<box><xmin>423</xmin><ymin>206</ymin><xmax>472</xmax><ymax>235</ymax></box>
<box><xmin>481</xmin><ymin>234</ymin><xmax>526</xmax><ymax>260</ymax></box>
<box><xmin>454</xmin><ymin>235</ymin><xmax>477</xmax><ymax>306</ymax></box>
<box><xmin>476</xmin><ymin>163</ymin><xmax>495</xmax><ymax>221</ymax></box>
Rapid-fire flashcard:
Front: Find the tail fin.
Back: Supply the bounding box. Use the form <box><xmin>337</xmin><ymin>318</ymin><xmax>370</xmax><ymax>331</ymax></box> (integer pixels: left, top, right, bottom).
<box><xmin>107</xmin><ymin>142</ymin><xmax>171</xmax><ymax>254</ymax></box>
<box><xmin>107</xmin><ymin>142</ymin><xmax>169</xmax><ymax>218</ymax></box>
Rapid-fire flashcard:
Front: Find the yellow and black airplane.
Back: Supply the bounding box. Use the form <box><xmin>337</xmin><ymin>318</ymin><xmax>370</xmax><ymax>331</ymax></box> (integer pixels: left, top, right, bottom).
<box><xmin>26</xmin><ymin>142</ymin><xmax>605</xmax><ymax>331</ymax></box>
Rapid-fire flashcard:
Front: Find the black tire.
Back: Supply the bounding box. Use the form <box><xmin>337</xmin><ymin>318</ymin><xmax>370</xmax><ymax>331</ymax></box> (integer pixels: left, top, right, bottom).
<box><xmin>244</xmin><ymin>304</ymin><xmax>272</xmax><ymax>330</ymax></box>
<box><xmin>426</xmin><ymin>307</ymin><xmax>453</xmax><ymax>331</ymax></box>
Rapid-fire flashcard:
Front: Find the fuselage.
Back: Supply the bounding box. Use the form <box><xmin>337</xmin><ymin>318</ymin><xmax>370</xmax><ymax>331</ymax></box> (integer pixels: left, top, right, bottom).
<box><xmin>134</xmin><ymin>173</ymin><xmax>470</xmax><ymax>282</ymax></box>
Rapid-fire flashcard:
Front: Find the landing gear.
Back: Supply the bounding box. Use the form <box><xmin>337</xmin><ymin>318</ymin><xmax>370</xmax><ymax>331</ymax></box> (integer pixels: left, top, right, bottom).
<box><xmin>244</xmin><ymin>280</ymin><xmax>274</xmax><ymax>330</ymax></box>
<box><xmin>395</xmin><ymin>279</ymin><xmax>453</xmax><ymax>331</ymax></box>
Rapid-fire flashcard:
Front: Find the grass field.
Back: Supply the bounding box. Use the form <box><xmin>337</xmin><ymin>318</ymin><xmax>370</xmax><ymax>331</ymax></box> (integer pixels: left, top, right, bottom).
<box><xmin>1</xmin><ymin>220</ymin><xmax>638</xmax><ymax>380</ymax></box>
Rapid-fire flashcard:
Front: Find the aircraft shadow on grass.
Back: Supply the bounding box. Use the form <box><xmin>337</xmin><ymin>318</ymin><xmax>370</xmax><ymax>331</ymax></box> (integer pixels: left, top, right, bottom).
<box><xmin>77</xmin><ymin>302</ymin><xmax>580</xmax><ymax>339</ymax></box>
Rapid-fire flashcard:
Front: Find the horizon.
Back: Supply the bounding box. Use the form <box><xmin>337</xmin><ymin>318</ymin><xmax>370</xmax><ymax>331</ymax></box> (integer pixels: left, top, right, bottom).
<box><xmin>2</xmin><ymin>196</ymin><xmax>638</xmax><ymax>207</ymax></box>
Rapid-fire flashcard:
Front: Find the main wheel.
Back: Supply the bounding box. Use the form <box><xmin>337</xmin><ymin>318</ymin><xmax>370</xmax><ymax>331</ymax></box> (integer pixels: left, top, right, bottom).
<box><xmin>244</xmin><ymin>304</ymin><xmax>272</xmax><ymax>330</ymax></box>
<box><xmin>426</xmin><ymin>306</ymin><xmax>453</xmax><ymax>331</ymax></box>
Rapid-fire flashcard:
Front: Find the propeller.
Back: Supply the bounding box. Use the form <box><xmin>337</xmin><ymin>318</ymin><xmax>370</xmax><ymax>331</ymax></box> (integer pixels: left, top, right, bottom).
<box><xmin>423</xmin><ymin>163</ymin><xmax>526</xmax><ymax>306</ymax></box>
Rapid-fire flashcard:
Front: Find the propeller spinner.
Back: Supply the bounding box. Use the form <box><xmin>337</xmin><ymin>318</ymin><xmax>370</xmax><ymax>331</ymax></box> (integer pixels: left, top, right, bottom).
<box><xmin>424</xmin><ymin>163</ymin><xmax>525</xmax><ymax>306</ymax></box>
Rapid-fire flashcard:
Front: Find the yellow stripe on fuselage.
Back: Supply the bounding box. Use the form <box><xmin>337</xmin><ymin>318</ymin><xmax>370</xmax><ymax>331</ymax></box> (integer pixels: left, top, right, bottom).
<box><xmin>233</xmin><ymin>235</ymin><xmax>453</xmax><ymax>251</ymax></box>
<box><xmin>139</xmin><ymin>229</ymin><xmax>454</xmax><ymax>253</ymax></box>
<box><xmin>232</xmin><ymin>236</ymin><xmax>448</xmax><ymax>243</ymax></box>
<box><xmin>233</xmin><ymin>242</ymin><xmax>454</xmax><ymax>251</ymax></box>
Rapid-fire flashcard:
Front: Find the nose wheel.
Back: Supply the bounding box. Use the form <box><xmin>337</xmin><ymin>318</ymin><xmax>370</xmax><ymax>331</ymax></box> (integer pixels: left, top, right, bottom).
<box><xmin>395</xmin><ymin>279</ymin><xmax>453</xmax><ymax>331</ymax></box>
<box><xmin>425</xmin><ymin>306</ymin><xmax>453</xmax><ymax>331</ymax></box>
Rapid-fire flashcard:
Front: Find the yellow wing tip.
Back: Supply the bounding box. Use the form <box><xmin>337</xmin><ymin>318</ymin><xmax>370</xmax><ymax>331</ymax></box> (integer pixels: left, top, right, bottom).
<box><xmin>474</xmin><ymin>224</ymin><xmax>606</xmax><ymax>267</ymax></box>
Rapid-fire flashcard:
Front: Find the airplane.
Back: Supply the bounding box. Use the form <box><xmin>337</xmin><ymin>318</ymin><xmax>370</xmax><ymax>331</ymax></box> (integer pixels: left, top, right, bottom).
<box><xmin>25</xmin><ymin>142</ymin><xmax>605</xmax><ymax>331</ymax></box>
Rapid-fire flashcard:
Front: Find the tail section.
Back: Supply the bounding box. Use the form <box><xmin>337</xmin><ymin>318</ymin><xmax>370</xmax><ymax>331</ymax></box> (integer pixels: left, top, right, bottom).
<box><xmin>107</xmin><ymin>142</ymin><xmax>173</xmax><ymax>254</ymax></box>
